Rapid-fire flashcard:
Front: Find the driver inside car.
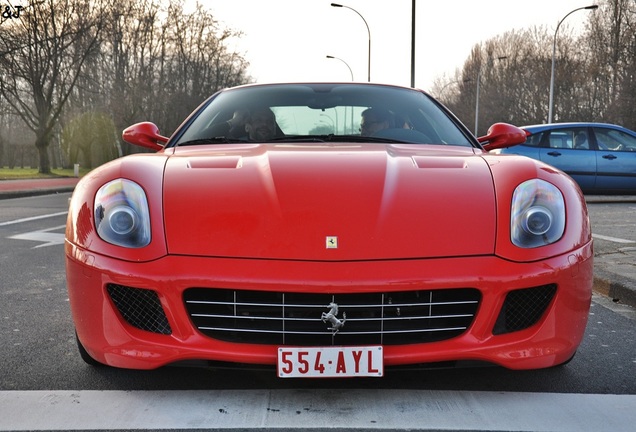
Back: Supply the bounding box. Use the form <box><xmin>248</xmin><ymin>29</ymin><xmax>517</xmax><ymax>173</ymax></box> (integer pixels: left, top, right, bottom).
<box><xmin>245</xmin><ymin>107</ymin><xmax>278</xmax><ymax>141</ymax></box>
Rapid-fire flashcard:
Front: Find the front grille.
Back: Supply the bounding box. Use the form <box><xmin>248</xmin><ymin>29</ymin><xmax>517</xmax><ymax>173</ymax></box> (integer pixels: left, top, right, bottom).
<box><xmin>107</xmin><ymin>284</ymin><xmax>172</xmax><ymax>335</ymax></box>
<box><xmin>183</xmin><ymin>288</ymin><xmax>480</xmax><ymax>345</ymax></box>
<box><xmin>493</xmin><ymin>284</ymin><xmax>557</xmax><ymax>335</ymax></box>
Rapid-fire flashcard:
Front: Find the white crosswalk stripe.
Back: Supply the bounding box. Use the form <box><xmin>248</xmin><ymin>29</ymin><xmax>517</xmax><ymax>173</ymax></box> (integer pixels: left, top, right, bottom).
<box><xmin>1</xmin><ymin>389</ymin><xmax>635</xmax><ymax>431</ymax></box>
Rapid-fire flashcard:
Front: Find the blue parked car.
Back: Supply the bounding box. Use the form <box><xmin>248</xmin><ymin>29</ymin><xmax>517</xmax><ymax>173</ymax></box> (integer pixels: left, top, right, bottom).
<box><xmin>497</xmin><ymin>122</ymin><xmax>636</xmax><ymax>194</ymax></box>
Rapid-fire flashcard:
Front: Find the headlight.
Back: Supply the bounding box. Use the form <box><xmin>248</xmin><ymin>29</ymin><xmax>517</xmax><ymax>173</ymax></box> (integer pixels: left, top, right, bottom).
<box><xmin>511</xmin><ymin>179</ymin><xmax>565</xmax><ymax>248</ymax></box>
<box><xmin>94</xmin><ymin>179</ymin><xmax>151</xmax><ymax>248</ymax></box>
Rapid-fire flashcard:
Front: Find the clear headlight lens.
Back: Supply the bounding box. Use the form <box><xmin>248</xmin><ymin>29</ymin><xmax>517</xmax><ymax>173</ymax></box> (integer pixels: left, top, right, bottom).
<box><xmin>94</xmin><ymin>179</ymin><xmax>151</xmax><ymax>248</ymax></box>
<box><xmin>511</xmin><ymin>179</ymin><xmax>565</xmax><ymax>248</ymax></box>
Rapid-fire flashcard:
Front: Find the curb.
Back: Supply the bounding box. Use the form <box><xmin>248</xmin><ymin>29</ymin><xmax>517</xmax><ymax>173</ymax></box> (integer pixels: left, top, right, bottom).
<box><xmin>593</xmin><ymin>271</ymin><xmax>636</xmax><ymax>310</ymax></box>
<box><xmin>0</xmin><ymin>187</ymin><xmax>76</xmax><ymax>200</ymax></box>
<box><xmin>585</xmin><ymin>195</ymin><xmax>636</xmax><ymax>204</ymax></box>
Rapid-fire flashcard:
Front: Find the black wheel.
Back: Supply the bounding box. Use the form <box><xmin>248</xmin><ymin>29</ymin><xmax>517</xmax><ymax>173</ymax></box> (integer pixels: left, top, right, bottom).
<box><xmin>75</xmin><ymin>332</ymin><xmax>104</xmax><ymax>367</ymax></box>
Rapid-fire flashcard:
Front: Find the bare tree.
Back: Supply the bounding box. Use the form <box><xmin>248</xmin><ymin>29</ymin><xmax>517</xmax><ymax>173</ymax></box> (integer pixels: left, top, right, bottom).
<box><xmin>587</xmin><ymin>0</ymin><xmax>636</xmax><ymax>128</ymax></box>
<box><xmin>0</xmin><ymin>0</ymin><xmax>108</xmax><ymax>173</ymax></box>
<box><xmin>92</xmin><ymin>0</ymin><xmax>251</xmax><ymax>154</ymax></box>
<box><xmin>159</xmin><ymin>1</ymin><xmax>250</xmax><ymax>131</ymax></box>
<box><xmin>441</xmin><ymin>21</ymin><xmax>610</xmax><ymax>130</ymax></box>
<box><xmin>0</xmin><ymin>0</ymin><xmax>252</xmax><ymax>170</ymax></box>
<box><xmin>82</xmin><ymin>0</ymin><xmax>167</xmax><ymax>155</ymax></box>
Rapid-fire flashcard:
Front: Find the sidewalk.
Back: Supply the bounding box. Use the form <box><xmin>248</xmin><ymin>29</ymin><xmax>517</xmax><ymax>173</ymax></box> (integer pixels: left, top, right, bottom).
<box><xmin>1</xmin><ymin>178</ymin><xmax>635</xmax><ymax>310</ymax></box>
<box><xmin>0</xmin><ymin>177</ymin><xmax>80</xmax><ymax>199</ymax></box>
<box><xmin>583</xmin><ymin>195</ymin><xmax>636</xmax><ymax>309</ymax></box>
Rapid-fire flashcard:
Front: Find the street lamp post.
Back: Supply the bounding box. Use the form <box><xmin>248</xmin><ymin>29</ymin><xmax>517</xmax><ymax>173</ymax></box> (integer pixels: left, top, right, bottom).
<box><xmin>436</xmin><ymin>80</ymin><xmax>462</xmax><ymax>100</ymax></box>
<box><xmin>326</xmin><ymin>55</ymin><xmax>354</xmax><ymax>132</ymax></box>
<box><xmin>410</xmin><ymin>0</ymin><xmax>416</xmax><ymax>87</ymax></box>
<box><xmin>331</xmin><ymin>3</ymin><xmax>371</xmax><ymax>82</ymax></box>
<box><xmin>474</xmin><ymin>56</ymin><xmax>507</xmax><ymax>136</ymax></box>
<box><xmin>474</xmin><ymin>69</ymin><xmax>481</xmax><ymax>136</ymax></box>
<box><xmin>548</xmin><ymin>4</ymin><xmax>599</xmax><ymax>124</ymax></box>
<box><xmin>326</xmin><ymin>55</ymin><xmax>354</xmax><ymax>81</ymax></box>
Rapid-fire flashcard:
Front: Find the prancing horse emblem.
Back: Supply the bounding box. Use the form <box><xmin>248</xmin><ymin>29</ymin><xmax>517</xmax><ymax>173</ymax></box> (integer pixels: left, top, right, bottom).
<box><xmin>321</xmin><ymin>302</ymin><xmax>346</xmax><ymax>334</ymax></box>
<box><xmin>326</xmin><ymin>236</ymin><xmax>338</xmax><ymax>249</ymax></box>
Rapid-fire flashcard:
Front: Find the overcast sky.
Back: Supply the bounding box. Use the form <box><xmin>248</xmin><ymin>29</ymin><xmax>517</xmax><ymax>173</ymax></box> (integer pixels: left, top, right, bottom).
<box><xmin>197</xmin><ymin>0</ymin><xmax>599</xmax><ymax>90</ymax></box>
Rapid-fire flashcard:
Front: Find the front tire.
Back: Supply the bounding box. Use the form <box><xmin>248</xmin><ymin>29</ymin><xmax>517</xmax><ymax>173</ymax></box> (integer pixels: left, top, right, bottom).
<box><xmin>75</xmin><ymin>332</ymin><xmax>104</xmax><ymax>367</ymax></box>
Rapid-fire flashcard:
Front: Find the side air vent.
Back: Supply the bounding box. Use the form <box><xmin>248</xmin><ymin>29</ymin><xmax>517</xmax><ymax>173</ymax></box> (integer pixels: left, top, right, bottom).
<box><xmin>107</xmin><ymin>284</ymin><xmax>172</xmax><ymax>335</ymax></box>
<box><xmin>493</xmin><ymin>284</ymin><xmax>557</xmax><ymax>335</ymax></box>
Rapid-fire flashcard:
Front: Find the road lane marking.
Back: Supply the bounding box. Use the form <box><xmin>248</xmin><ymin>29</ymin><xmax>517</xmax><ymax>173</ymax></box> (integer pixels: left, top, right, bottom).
<box><xmin>0</xmin><ymin>389</ymin><xmax>635</xmax><ymax>431</ymax></box>
<box><xmin>592</xmin><ymin>233</ymin><xmax>635</xmax><ymax>244</ymax></box>
<box><xmin>0</xmin><ymin>211</ymin><xmax>67</xmax><ymax>227</ymax></box>
<box><xmin>8</xmin><ymin>225</ymin><xmax>66</xmax><ymax>248</ymax></box>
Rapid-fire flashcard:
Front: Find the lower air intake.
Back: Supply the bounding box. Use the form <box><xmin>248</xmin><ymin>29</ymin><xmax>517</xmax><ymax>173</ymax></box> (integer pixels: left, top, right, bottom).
<box><xmin>493</xmin><ymin>284</ymin><xmax>557</xmax><ymax>335</ymax></box>
<box><xmin>107</xmin><ymin>284</ymin><xmax>172</xmax><ymax>335</ymax></box>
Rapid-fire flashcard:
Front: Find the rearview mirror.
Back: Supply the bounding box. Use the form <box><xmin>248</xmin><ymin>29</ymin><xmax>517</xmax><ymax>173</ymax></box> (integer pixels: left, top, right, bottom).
<box><xmin>122</xmin><ymin>122</ymin><xmax>168</xmax><ymax>151</ymax></box>
<box><xmin>478</xmin><ymin>123</ymin><xmax>528</xmax><ymax>151</ymax></box>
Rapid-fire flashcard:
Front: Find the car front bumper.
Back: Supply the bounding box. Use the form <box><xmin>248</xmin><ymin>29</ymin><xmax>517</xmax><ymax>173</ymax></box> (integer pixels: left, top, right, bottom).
<box><xmin>66</xmin><ymin>241</ymin><xmax>593</xmax><ymax>370</ymax></box>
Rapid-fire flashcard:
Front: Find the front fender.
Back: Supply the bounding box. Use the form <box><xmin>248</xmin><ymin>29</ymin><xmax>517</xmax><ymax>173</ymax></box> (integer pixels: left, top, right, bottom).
<box><xmin>483</xmin><ymin>153</ymin><xmax>591</xmax><ymax>262</ymax></box>
<box><xmin>66</xmin><ymin>153</ymin><xmax>169</xmax><ymax>262</ymax></box>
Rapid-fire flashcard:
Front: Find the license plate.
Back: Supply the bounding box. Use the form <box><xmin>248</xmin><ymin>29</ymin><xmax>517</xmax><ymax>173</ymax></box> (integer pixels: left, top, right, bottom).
<box><xmin>277</xmin><ymin>346</ymin><xmax>383</xmax><ymax>378</ymax></box>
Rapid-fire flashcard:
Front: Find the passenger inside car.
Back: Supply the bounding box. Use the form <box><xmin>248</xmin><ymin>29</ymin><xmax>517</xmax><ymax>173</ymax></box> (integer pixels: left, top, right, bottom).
<box><xmin>574</xmin><ymin>132</ymin><xmax>589</xmax><ymax>149</ymax></box>
<box><xmin>207</xmin><ymin>109</ymin><xmax>249</xmax><ymax>139</ymax></box>
<box><xmin>359</xmin><ymin>108</ymin><xmax>394</xmax><ymax>136</ymax></box>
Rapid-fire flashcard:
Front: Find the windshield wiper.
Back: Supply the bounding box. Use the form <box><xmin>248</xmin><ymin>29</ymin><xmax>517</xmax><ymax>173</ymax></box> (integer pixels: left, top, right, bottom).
<box><xmin>177</xmin><ymin>137</ymin><xmax>247</xmax><ymax>146</ymax></box>
<box><xmin>266</xmin><ymin>135</ymin><xmax>407</xmax><ymax>144</ymax></box>
<box><xmin>324</xmin><ymin>134</ymin><xmax>407</xmax><ymax>144</ymax></box>
<box><xmin>266</xmin><ymin>135</ymin><xmax>327</xmax><ymax>143</ymax></box>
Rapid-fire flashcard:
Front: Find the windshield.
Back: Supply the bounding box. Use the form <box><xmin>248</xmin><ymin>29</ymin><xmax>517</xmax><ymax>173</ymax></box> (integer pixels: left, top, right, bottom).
<box><xmin>172</xmin><ymin>83</ymin><xmax>474</xmax><ymax>147</ymax></box>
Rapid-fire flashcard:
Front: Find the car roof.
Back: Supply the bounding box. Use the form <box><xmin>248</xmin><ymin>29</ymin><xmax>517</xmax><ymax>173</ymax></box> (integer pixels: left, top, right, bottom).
<box><xmin>522</xmin><ymin>122</ymin><xmax>634</xmax><ymax>133</ymax></box>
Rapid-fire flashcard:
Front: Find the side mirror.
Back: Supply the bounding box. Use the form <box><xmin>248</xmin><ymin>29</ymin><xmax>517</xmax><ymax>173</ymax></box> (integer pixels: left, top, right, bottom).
<box><xmin>478</xmin><ymin>123</ymin><xmax>529</xmax><ymax>151</ymax></box>
<box><xmin>122</xmin><ymin>122</ymin><xmax>169</xmax><ymax>151</ymax></box>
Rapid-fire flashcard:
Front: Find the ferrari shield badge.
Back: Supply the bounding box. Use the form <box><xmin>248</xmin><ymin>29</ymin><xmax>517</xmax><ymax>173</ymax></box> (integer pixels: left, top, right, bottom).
<box><xmin>326</xmin><ymin>236</ymin><xmax>338</xmax><ymax>249</ymax></box>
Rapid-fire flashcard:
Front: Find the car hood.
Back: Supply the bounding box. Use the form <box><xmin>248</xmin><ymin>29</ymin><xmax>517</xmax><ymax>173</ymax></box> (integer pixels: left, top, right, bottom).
<box><xmin>163</xmin><ymin>144</ymin><xmax>496</xmax><ymax>260</ymax></box>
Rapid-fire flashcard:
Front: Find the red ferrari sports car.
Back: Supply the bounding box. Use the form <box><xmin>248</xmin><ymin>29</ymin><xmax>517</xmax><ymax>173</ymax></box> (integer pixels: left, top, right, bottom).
<box><xmin>65</xmin><ymin>83</ymin><xmax>592</xmax><ymax>375</ymax></box>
